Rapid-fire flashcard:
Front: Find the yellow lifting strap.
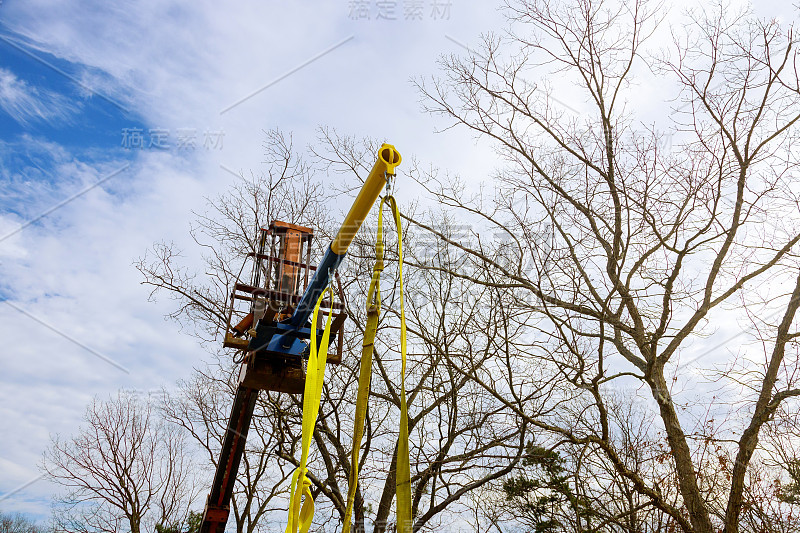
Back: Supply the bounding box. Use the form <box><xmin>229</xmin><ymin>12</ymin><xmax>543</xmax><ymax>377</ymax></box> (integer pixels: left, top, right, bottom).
<box><xmin>342</xmin><ymin>195</ymin><xmax>411</xmax><ymax>533</ymax></box>
<box><xmin>285</xmin><ymin>286</ymin><xmax>336</xmax><ymax>533</ymax></box>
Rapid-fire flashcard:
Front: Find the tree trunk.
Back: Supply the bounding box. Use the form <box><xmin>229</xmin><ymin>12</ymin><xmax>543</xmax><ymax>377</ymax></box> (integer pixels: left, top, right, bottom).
<box><xmin>373</xmin><ymin>445</ymin><xmax>398</xmax><ymax>533</ymax></box>
<box><xmin>649</xmin><ymin>367</ymin><xmax>713</xmax><ymax>533</ymax></box>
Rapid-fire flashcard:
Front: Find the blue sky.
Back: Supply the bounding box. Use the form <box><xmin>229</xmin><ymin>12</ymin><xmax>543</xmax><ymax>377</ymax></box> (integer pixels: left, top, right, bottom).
<box><xmin>0</xmin><ymin>28</ymin><xmax>146</xmax><ymax>241</ymax></box>
<box><xmin>0</xmin><ymin>27</ymin><xmax>141</xmax><ymax>146</ymax></box>
<box><xmin>1</xmin><ymin>0</ymin><xmax>796</xmax><ymax>525</ymax></box>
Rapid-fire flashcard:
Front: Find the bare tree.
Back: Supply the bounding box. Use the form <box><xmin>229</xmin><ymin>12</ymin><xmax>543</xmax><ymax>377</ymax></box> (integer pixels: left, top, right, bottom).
<box><xmin>411</xmin><ymin>0</ymin><xmax>800</xmax><ymax>531</ymax></box>
<box><xmin>136</xmin><ymin>129</ymin><xmax>331</xmax><ymax>346</ymax></box>
<box><xmin>138</xmin><ymin>128</ymin><xmax>534</xmax><ymax>532</ymax></box>
<box><xmin>137</xmin><ymin>130</ymin><xmax>326</xmax><ymax>533</ymax></box>
<box><xmin>267</xmin><ymin>195</ymin><xmax>531</xmax><ymax>532</ymax></box>
<box><xmin>160</xmin><ymin>363</ymin><xmax>295</xmax><ymax>533</ymax></box>
<box><xmin>313</xmin><ymin>137</ymin><xmax>557</xmax><ymax>525</ymax></box>
<box><xmin>42</xmin><ymin>394</ymin><xmax>198</xmax><ymax>533</ymax></box>
<box><xmin>0</xmin><ymin>511</ymin><xmax>50</xmax><ymax>533</ymax></box>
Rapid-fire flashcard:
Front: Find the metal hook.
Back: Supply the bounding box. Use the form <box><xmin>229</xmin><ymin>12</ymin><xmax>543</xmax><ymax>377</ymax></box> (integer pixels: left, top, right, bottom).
<box><xmin>327</xmin><ymin>268</ymin><xmax>336</xmax><ymax>291</ymax></box>
<box><xmin>384</xmin><ymin>171</ymin><xmax>395</xmax><ymax>196</ymax></box>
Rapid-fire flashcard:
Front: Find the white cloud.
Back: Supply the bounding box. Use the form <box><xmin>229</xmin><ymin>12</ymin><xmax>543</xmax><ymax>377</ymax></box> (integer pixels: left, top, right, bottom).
<box><xmin>0</xmin><ymin>67</ymin><xmax>78</xmax><ymax>126</ymax></box>
<box><xmin>0</xmin><ymin>146</ymin><xmax>212</xmax><ymax>520</ymax></box>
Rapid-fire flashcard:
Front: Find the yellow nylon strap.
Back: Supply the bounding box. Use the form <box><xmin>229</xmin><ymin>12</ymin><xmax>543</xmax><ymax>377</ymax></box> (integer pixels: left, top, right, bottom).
<box><xmin>388</xmin><ymin>195</ymin><xmax>412</xmax><ymax>533</ymax></box>
<box><xmin>341</xmin><ymin>195</ymin><xmax>411</xmax><ymax>533</ymax></box>
<box><xmin>342</xmin><ymin>198</ymin><xmax>385</xmax><ymax>533</ymax></box>
<box><xmin>285</xmin><ymin>286</ymin><xmax>335</xmax><ymax>533</ymax></box>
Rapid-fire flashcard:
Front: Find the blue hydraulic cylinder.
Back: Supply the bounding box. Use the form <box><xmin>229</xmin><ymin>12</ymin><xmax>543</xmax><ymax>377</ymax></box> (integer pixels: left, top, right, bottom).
<box><xmin>287</xmin><ymin>245</ymin><xmax>345</xmax><ymax>327</ymax></box>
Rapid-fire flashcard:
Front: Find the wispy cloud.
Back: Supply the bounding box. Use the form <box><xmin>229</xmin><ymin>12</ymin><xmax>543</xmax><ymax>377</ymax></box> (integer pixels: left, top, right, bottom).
<box><xmin>0</xmin><ymin>67</ymin><xmax>78</xmax><ymax>126</ymax></box>
<box><xmin>0</xmin><ymin>163</ymin><xmax>130</xmax><ymax>243</ymax></box>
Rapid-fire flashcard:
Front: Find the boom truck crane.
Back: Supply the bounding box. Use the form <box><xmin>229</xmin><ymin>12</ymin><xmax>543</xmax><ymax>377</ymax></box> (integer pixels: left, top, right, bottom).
<box><xmin>200</xmin><ymin>144</ymin><xmax>402</xmax><ymax>533</ymax></box>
